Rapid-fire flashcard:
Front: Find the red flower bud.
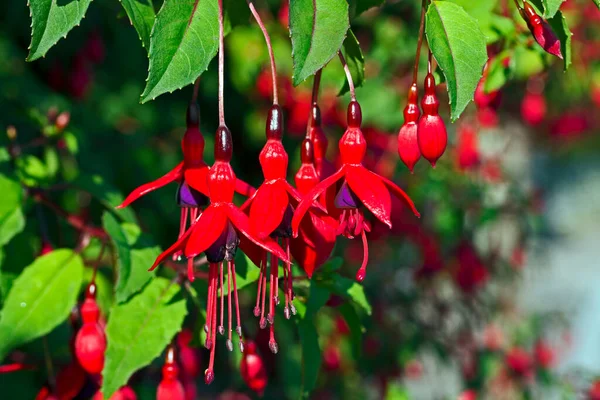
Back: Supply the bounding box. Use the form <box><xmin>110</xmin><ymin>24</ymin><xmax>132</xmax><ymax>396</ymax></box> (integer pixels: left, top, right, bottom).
<box><xmin>418</xmin><ymin>73</ymin><xmax>447</xmax><ymax>166</ymax></box>
<box><xmin>522</xmin><ymin>3</ymin><xmax>563</xmax><ymax>59</ymax></box>
<box><xmin>157</xmin><ymin>347</ymin><xmax>186</xmax><ymax>400</ymax></box>
<box><xmin>75</xmin><ymin>284</ymin><xmax>106</xmax><ymax>374</ymax></box>
<box><xmin>240</xmin><ymin>341</ymin><xmax>267</xmax><ymax>396</ymax></box>
<box><xmin>397</xmin><ymin>84</ymin><xmax>421</xmax><ymax>172</ymax></box>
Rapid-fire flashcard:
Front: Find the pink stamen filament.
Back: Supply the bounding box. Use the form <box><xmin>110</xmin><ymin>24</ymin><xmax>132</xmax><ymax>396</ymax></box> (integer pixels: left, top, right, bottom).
<box><xmin>230</xmin><ymin>261</ymin><xmax>245</xmax><ymax>352</ymax></box>
<box><xmin>227</xmin><ymin>262</ymin><xmax>233</xmax><ymax>351</ymax></box>
<box><xmin>219</xmin><ymin>262</ymin><xmax>225</xmax><ymax>335</ymax></box>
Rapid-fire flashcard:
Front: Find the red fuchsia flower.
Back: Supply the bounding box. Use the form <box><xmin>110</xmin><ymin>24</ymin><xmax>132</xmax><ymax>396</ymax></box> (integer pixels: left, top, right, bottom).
<box><xmin>505</xmin><ymin>347</ymin><xmax>533</xmax><ymax>379</ymax></box>
<box><xmin>534</xmin><ymin>340</ymin><xmax>555</xmax><ymax>369</ymax></box>
<box><xmin>397</xmin><ymin>83</ymin><xmax>421</xmax><ymax>173</ymax></box>
<box><xmin>176</xmin><ymin>329</ymin><xmax>200</xmax><ymax>378</ymax></box>
<box><xmin>417</xmin><ymin>57</ymin><xmax>447</xmax><ymax>167</ymax></box>
<box><xmin>150</xmin><ymin>126</ymin><xmax>289</xmax><ymax>384</ymax></box>
<box><xmin>241</xmin><ymin>105</ymin><xmax>326</xmax><ymax>353</ymax></box>
<box><xmin>455</xmin><ymin>123</ymin><xmax>480</xmax><ymax>171</ymax></box>
<box><xmin>474</xmin><ymin>61</ymin><xmax>502</xmax><ymax>111</ymax></box>
<box><xmin>521</xmin><ymin>91</ymin><xmax>547</xmax><ymax>126</ymax></box>
<box><xmin>453</xmin><ymin>242</ymin><xmax>489</xmax><ymax>294</ymax></box>
<box><xmin>117</xmin><ymin>103</ymin><xmax>255</xmax><ymax>261</ymax></box>
<box><xmin>290</xmin><ymin>138</ymin><xmax>337</xmax><ymax>278</ymax></box>
<box><xmin>308</xmin><ymin>104</ymin><xmax>335</xmax><ymax>181</ymax></box>
<box><xmin>292</xmin><ymin>101</ymin><xmax>420</xmax><ymax>282</ymax></box>
<box><xmin>55</xmin><ymin>362</ymin><xmax>87</xmax><ymax>400</ymax></box>
<box><xmin>157</xmin><ymin>346</ymin><xmax>185</xmax><ymax>400</ymax></box>
<box><xmin>520</xmin><ymin>2</ymin><xmax>563</xmax><ymax>59</ymax></box>
<box><xmin>240</xmin><ymin>341</ymin><xmax>268</xmax><ymax>397</ymax></box>
<box><xmin>75</xmin><ymin>282</ymin><xmax>106</xmax><ymax>374</ymax></box>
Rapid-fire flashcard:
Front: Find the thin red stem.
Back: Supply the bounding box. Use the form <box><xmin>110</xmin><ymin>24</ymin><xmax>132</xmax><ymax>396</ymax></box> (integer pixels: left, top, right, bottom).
<box><xmin>338</xmin><ymin>51</ymin><xmax>356</xmax><ymax>101</ymax></box>
<box><xmin>305</xmin><ymin>69</ymin><xmax>323</xmax><ymax>139</ymax></box>
<box><xmin>413</xmin><ymin>0</ymin><xmax>427</xmax><ymax>84</ymax></box>
<box><xmin>218</xmin><ymin>0</ymin><xmax>225</xmax><ymax>126</ymax></box>
<box><xmin>247</xmin><ymin>1</ymin><xmax>279</xmax><ymax>105</ymax></box>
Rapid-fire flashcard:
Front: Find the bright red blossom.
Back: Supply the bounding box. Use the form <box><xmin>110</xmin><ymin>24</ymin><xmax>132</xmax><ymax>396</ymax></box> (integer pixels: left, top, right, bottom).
<box><xmin>157</xmin><ymin>347</ymin><xmax>185</xmax><ymax>400</ymax></box>
<box><xmin>74</xmin><ymin>283</ymin><xmax>106</xmax><ymax>374</ymax></box>
<box><xmin>292</xmin><ymin>101</ymin><xmax>420</xmax><ymax>282</ymax></box>
<box><xmin>397</xmin><ymin>83</ymin><xmax>421</xmax><ymax>173</ymax></box>
<box><xmin>417</xmin><ymin>70</ymin><xmax>447</xmax><ymax>166</ymax></box>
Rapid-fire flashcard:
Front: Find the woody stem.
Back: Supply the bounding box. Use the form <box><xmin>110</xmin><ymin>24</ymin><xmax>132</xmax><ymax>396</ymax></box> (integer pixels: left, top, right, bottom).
<box><xmin>247</xmin><ymin>1</ymin><xmax>279</xmax><ymax>105</ymax></box>
<box><xmin>412</xmin><ymin>0</ymin><xmax>427</xmax><ymax>84</ymax></box>
<box><xmin>218</xmin><ymin>0</ymin><xmax>225</xmax><ymax>126</ymax></box>
<box><xmin>338</xmin><ymin>51</ymin><xmax>356</xmax><ymax>101</ymax></box>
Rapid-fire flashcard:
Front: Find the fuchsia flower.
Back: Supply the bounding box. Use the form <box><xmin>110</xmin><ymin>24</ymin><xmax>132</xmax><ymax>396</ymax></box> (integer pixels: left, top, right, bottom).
<box><xmin>117</xmin><ymin>103</ymin><xmax>255</xmax><ymax>260</ymax></box>
<box><xmin>292</xmin><ymin>101</ymin><xmax>420</xmax><ymax>282</ymax></box>
<box><xmin>521</xmin><ymin>2</ymin><xmax>563</xmax><ymax>59</ymax></box>
<box><xmin>241</xmin><ymin>105</ymin><xmax>328</xmax><ymax>353</ymax></box>
<box><xmin>150</xmin><ymin>126</ymin><xmax>289</xmax><ymax>384</ymax></box>
<box><xmin>291</xmin><ymin>138</ymin><xmax>337</xmax><ymax>278</ymax></box>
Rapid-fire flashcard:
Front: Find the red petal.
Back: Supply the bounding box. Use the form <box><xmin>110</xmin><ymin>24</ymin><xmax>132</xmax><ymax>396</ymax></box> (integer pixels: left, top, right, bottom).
<box><xmin>346</xmin><ymin>166</ymin><xmax>392</xmax><ymax>228</ymax></box>
<box><xmin>150</xmin><ymin>220</ymin><xmax>196</xmax><ymax>270</ymax></box>
<box><xmin>184</xmin><ymin>165</ymin><xmax>210</xmax><ymax>196</ymax></box>
<box><xmin>291</xmin><ymin>165</ymin><xmax>346</xmax><ymax>237</ymax></box>
<box><xmin>249</xmin><ymin>181</ymin><xmax>289</xmax><ymax>239</ymax></box>
<box><xmin>227</xmin><ymin>204</ymin><xmax>289</xmax><ymax>263</ymax></box>
<box><xmin>285</xmin><ymin>181</ymin><xmax>327</xmax><ymax>213</ymax></box>
<box><xmin>290</xmin><ymin>212</ymin><xmax>336</xmax><ymax>277</ymax></box>
<box><xmin>533</xmin><ymin>22</ymin><xmax>563</xmax><ymax>59</ymax></box>
<box><xmin>117</xmin><ymin>162</ymin><xmax>184</xmax><ymax>209</ymax></box>
<box><xmin>378</xmin><ymin>174</ymin><xmax>421</xmax><ymax>218</ymax></box>
<box><xmin>235</xmin><ymin>178</ymin><xmax>257</xmax><ymax>198</ymax></box>
<box><xmin>184</xmin><ymin>205</ymin><xmax>228</xmax><ymax>258</ymax></box>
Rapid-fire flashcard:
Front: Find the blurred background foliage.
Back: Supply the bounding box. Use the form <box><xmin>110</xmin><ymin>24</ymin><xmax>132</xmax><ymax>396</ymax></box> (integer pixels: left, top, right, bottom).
<box><xmin>1</xmin><ymin>0</ymin><xmax>600</xmax><ymax>399</ymax></box>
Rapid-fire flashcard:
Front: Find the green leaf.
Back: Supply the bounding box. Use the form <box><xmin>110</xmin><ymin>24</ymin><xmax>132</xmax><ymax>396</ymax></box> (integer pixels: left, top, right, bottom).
<box><xmin>385</xmin><ymin>382</ymin><xmax>410</xmax><ymax>400</ymax></box>
<box><xmin>298</xmin><ymin>283</ymin><xmax>329</xmax><ymax>398</ymax></box>
<box><xmin>483</xmin><ymin>51</ymin><xmax>513</xmax><ymax>93</ymax></box>
<box><xmin>339</xmin><ymin>29</ymin><xmax>365</xmax><ymax>96</ymax></box>
<box><xmin>425</xmin><ymin>1</ymin><xmax>488</xmax><ymax>121</ymax></box>
<box><xmin>290</xmin><ymin>0</ymin><xmax>349</xmax><ymax>86</ymax></box>
<box><xmin>141</xmin><ymin>0</ymin><xmax>219</xmax><ymax>102</ymax></box>
<box><xmin>0</xmin><ymin>249</ymin><xmax>84</xmax><ymax>361</ymax></box>
<box><xmin>321</xmin><ymin>276</ymin><xmax>372</xmax><ymax>315</ymax></box>
<box><xmin>548</xmin><ymin>11</ymin><xmax>572</xmax><ymax>71</ymax></box>
<box><xmin>542</xmin><ymin>0</ymin><xmax>565</xmax><ymax>18</ymax></box>
<box><xmin>594</xmin><ymin>0</ymin><xmax>600</xmax><ymax>10</ymax></box>
<box><xmin>27</xmin><ymin>0</ymin><xmax>94</xmax><ymax>61</ymax></box>
<box><xmin>102</xmin><ymin>277</ymin><xmax>186</xmax><ymax>398</ymax></box>
<box><xmin>338</xmin><ymin>303</ymin><xmax>364</xmax><ymax>359</ymax></box>
<box><xmin>103</xmin><ymin>213</ymin><xmax>157</xmax><ymax>303</ymax></box>
<box><xmin>119</xmin><ymin>0</ymin><xmax>155</xmax><ymax>49</ymax></box>
<box><xmin>0</xmin><ymin>174</ymin><xmax>24</xmax><ymax>248</ymax></box>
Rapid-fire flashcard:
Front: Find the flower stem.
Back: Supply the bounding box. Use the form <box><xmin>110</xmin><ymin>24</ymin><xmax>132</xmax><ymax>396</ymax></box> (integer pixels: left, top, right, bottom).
<box><xmin>412</xmin><ymin>0</ymin><xmax>428</xmax><ymax>85</ymax></box>
<box><xmin>338</xmin><ymin>51</ymin><xmax>356</xmax><ymax>101</ymax></box>
<box><xmin>218</xmin><ymin>0</ymin><xmax>225</xmax><ymax>126</ymax></box>
<box><xmin>247</xmin><ymin>1</ymin><xmax>279</xmax><ymax>105</ymax></box>
<box><xmin>192</xmin><ymin>77</ymin><xmax>201</xmax><ymax>103</ymax></box>
<box><xmin>305</xmin><ymin>69</ymin><xmax>322</xmax><ymax>139</ymax></box>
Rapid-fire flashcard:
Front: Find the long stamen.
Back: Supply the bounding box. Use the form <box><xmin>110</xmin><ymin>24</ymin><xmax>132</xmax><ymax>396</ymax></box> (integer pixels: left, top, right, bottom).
<box><xmin>356</xmin><ymin>230</ymin><xmax>370</xmax><ymax>282</ymax></box>
<box><xmin>219</xmin><ymin>262</ymin><xmax>225</xmax><ymax>335</ymax></box>
<box><xmin>173</xmin><ymin>208</ymin><xmax>189</xmax><ymax>260</ymax></box>
<box><xmin>190</xmin><ymin>208</ymin><xmax>199</xmax><ymax>224</ymax></box>
<box><xmin>283</xmin><ymin>244</ymin><xmax>290</xmax><ymax>319</ymax></box>
<box><xmin>269</xmin><ymin>324</ymin><xmax>278</xmax><ymax>354</ymax></box>
<box><xmin>267</xmin><ymin>252</ymin><xmax>277</xmax><ymax>325</ymax></box>
<box><xmin>254</xmin><ymin>252</ymin><xmax>266</xmax><ymax>317</ymax></box>
<box><xmin>260</xmin><ymin>257</ymin><xmax>268</xmax><ymax>328</ymax></box>
<box><xmin>274</xmin><ymin>244</ymin><xmax>280</xmax><ymax>306</ymax></box>
<box><xmin>286</xmin><ymin>239</ymin><xmax>296</xmax><ymax>315</ymax></box>
<box><xmin>227</xmin><ymin>261</ymin><xmax>233</xmax><ymax>351</ymax></box>
<box><xmin>230</xmin><ymin>261</ymin><xmax>245</xmax><ymax>352</ymax></box>
<box><xmin>205</xmin><ymin>271</ymin><xmax>218</xmax><ymax>384</ymax></box>
<box><xmin>187</xmin><ymin>257</ymin><xmax>195</xmax><ymax>282</ymax></box>
<box><xmin>205</xmin><ymin>263</ymin><xmax>216</xmax><ymax>346</ymax></box>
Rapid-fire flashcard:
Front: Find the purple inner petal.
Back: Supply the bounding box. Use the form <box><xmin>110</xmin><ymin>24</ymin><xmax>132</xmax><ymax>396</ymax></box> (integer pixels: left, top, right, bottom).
<box><xmin>205</xmin><ymin>222</ymin><xmax>239</xmax><ymax>263</ymax></box>
<box><xmin>334</xmin><ymin>181</ymin><xmax>360</xmax><ymax>209</ymax></box>
<box><xmin>177</xmin><ymin>182</ymin><xmax>209</xmax><ymax>208</ymax></box>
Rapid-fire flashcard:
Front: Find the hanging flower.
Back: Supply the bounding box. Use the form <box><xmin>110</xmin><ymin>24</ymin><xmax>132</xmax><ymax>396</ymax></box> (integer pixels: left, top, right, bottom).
<box><xmin>240</xmin><ymin>341</ymin><xmax>268</xmax><ymax>397</ymax></box>
<box><xmin>292</xmin><ymin>101</ymin><xmax>420</xmax><ymax>282</ymax></box>
<box><xmin>74</xmin><ymin>282</ymin><xmax>106</xmax><ymax>374</ymax></box>
<box><xmin>157</xmin><ymin>346</ymin><xmax>185</xmax><ymax>400</ymax></box>
<box><xmin>150</xmin><ymin>126</ymin><xmax>289</xmax><ymax>384</ymax></box>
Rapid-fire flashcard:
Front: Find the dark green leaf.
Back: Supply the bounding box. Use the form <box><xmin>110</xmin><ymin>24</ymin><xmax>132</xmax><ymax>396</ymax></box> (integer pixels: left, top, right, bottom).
<box><xmin>483</xmin><ymin>51</ymin><xmax>513</xmax><ymax>93</ymax></box>
<box><xmin>338</xmin><ymin>303</ymin><xmax>364</xmax><ymax>359</ymax></box>
<box><xmin>594</xmin><ymin>0</ymin><xmax>600</xmax><ymax>10</ymax></box>
<box><xmin>321</xmin><ymin>276</ymin><xmax>372</xmax><ymax>315</ymax></box>
<box><xmin>298</xmin><ymin>283</ymin><xmax>329</xmax><ymax>398</ymax></box>
<box><xmin>103</xmin><ymin>213</ymin><xmax>157</xmax><ymax>303</ymax></box>
<box><xmin>548</xmin><ymin>11</ymin><xmax>572</xmax><ymax>71</ymax></box>
<box><xmin>27</xmin><ymin>0</ymin><xmax>94</xmax><ymax>61</ymax></box>
<box><xmin>73</xmin><ymin>174</ymin><xmax>137</xmax><ymax>223</ymax></box>
<box><xmin>0</xmin><ymin>249</ymin><xmax>84</xmax><ymax>360</ymax></box>
<box><xmin>102</xmin><ymin>277</ymin><xmax>187</xmax><ymax>398</ymax></box>
<box><xmin>141</xmin><ymin>0</ymin><xmax>219</xmax><ymax>102</ymax></box>
<box><xmin>353</xmin><ymin>0</ymin><xmax>384</xmax><ymax>16</ymax></box>
<box><xmin>339</xmin><ymin>29</ymin><xmax>365</xmax><ymax>96</ymax></box>
<box><xmin>119</xmin><ymin>0</ymin><xmax>155</xmax><ymax>49</ymax></box>
<box><xmin>290</xmin><ymin>0</ymin><xmax>349</xmax><ymax>86</ymax></box>
<box><xmin>543</xmin><ymin>0</ymin><xmax>565</xmax><ymax>18</ymax></box>
<box><xmin>426</xmin><ymin>1</ymin><xmax>488</xmax><ymax>121</ymax></box>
